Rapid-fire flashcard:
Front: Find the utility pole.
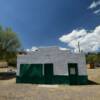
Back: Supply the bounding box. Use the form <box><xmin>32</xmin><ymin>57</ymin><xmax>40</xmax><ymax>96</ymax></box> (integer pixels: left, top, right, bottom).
<box><xmin>78</xmin><ymin>41</ymin><xmax>81</xmax><ymax>53</ymax></box>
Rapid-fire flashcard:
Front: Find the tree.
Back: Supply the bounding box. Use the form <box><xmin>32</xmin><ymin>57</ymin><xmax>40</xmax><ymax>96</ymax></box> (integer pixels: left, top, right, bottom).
<box><xmin>86</xmin><ymin>53</ymin><xmax>100</xmax><ymax>67</ymax></box>
<box><xmin>0</xmin><ymin>26</ymin><xmax>21</xmax><ymax>66</ymax></box>
<box><xmin>86</xmin><ymin>54</ymin><xmax>96</xmax><ymax>64</ymax></box>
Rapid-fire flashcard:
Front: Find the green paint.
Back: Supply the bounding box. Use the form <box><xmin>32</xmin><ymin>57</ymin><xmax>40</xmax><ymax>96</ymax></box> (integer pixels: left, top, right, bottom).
<box><xmin>30</xmin><ymin>64</ymin><xmax>43</xmax><ymax>77</ymax></box>
<box><xmin>16</xmin><ymin>76</ymin><xmax>44</xmax><ymax>84</ymax></box>
<box><xmin>16</xmin><ymin>63</ymin><xmax>88</xmax><ymax>85</ymax></box>
<box><xmin>52</xmin><ymin>76</ymin><xmax>69</xmax><ymax>84</ymax></box>
<box><xmin>20</xmin><ymin>64</ymin><xmax>43</xmax><ymax>78</ymax></box>
<box><xmin>20</xmin><ymin>64</ymin><xmax>31</xmax><ymax>77</ymax></box>
<box><xmin>68</xmin><ymin>63</ymin><xmax>78</xmax><ymax>85</ymax></box>
<box><xmin>44</xmin><ymin>63</ymin><xmax>53</xmax><ymax>84</ymax></box>
<box><xmin>16</xmin><ymin>75</ymin><xmax>88</xmax><ymax>85</ymax></box>
<box><xmin>77</xmin><ymin>76</ymin><xmax>88</xmax><ymax>85</ymax></box>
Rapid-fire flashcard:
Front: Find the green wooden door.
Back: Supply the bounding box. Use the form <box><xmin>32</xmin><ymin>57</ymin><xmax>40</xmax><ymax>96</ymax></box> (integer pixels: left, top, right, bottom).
<box><xmin>20</xmin><ymin>64</ymin><xmax>31</xmax><ymax>77</ymax></box>
<box><xmin>30</xmin><ymin>64</ymin><xmax>43</xmax><ymax>77</ymax></box>
<box><xmin>20</xmin><ymin>64</ymin><xmax>43</xmax><ymax>83</ymax></box>
<box><xmin>44</xmin><ymin>63</ymin><xmax>53</xmax><ymax>84</ymax></box>
<box><xmin>68</xmin><ymin>63</ymin><xmax>78</xmax><ymax>85</ymax></box>
<box><xmin>20</xmin><ymin>64</ymin><xmax>43</xmax><ymax>77</ymax></box>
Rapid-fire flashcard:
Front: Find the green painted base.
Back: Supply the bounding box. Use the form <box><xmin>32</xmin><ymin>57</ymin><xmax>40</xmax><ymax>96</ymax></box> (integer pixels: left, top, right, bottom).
<box><xmin>16</xmin><ymin>75</ymin><xmax>88</xmax><ymax>85</ymax></box>
<box><xmin>77</xmin><ymin>76</ymin><xmax>88</xmax><ymax>85</ymax></box>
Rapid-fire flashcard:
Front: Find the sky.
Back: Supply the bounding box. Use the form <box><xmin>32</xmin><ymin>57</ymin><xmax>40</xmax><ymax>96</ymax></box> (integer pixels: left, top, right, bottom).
<box><xmin>0</xmin><ymin>0</ymin><xmax>100</xmax><ymax>52</ymax></box>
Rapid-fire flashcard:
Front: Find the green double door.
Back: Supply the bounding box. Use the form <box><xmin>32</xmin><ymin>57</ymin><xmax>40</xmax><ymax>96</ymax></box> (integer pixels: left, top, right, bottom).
<box><xmin>20</xmin><ymin>63</ymin><xmax>53</xmax><ymax>84</ymax></box>
<box><xmin>68</xmin><ymin>63</ymin><xmax>78</xmax><ymax>85</ymax></box>
<box><xmin>20</xmin><ymin>64</ymin><xmax>43</xmax><ymax>77</ymax></box>
<box><xmin>44</xmin><ymin>63</ymin><xmax>53</xmax><ymax>84</ymax></box>
<box><xmin>20</xmin><ymin>64</ymin><xmax>43</xmax><ymax>83</ymax></box>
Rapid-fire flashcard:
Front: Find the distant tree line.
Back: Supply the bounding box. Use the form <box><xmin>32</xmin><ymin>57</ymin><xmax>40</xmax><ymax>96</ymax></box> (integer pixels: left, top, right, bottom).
<box><xmin>0</xmin><ymin>26</ymin><xmax>21</xmax><ymax>67</ymax></box>
<box><xmin>86</xmin><ymin>52</ymin><xmax>100</xmax><ymax>66</ymax></box>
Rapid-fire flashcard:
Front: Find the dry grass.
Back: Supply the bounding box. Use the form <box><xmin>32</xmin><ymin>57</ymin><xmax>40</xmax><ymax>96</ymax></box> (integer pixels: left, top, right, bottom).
<box><xmin>0</xmin><ymin>68</ymin><xmax>8</xmax><ymax>72</ymax></box>
<box><xmin>0</xmin><ymin>78</ymin><xmax>15</xmax><ymax>85</ymax></box>
<box><xmin>0</xmin><ymin>68</ymin><xmax>100</xmax><ymax>100</ymax></box>
<box><xmin>87</xmin><ymin>68</ymin><xmax>100</xmax><ymax>84</ymax></box>
<box><xmin>0</xmin><ymin>84</ymin><xmax>100</xmax><ymax>100</ymax></box>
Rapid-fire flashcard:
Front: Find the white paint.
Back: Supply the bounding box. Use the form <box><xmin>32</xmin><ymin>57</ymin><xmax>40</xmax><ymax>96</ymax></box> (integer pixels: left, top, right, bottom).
<box><xmin>17</xmin><ymin>46</ymin><xmax>87</xmax><ymax>76</ymax></box>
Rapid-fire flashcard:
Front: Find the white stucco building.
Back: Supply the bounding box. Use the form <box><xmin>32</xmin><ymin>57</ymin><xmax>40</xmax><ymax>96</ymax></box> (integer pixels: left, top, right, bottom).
<box><xmin>16</xmin><ymin>46</ymin><xmax>88</xmax><ymax>85</ymax></box>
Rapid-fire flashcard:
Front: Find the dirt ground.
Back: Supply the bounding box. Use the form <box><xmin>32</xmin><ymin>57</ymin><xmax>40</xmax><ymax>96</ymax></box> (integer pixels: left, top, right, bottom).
<box><xmin>0</xmin><ymin>68</ymin><xmax>100</xmax><ymax>100</ymax></box>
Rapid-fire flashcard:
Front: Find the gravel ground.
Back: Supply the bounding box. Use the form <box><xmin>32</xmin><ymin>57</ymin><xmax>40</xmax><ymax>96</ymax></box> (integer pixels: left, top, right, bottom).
<box><xmin>0</xmin><ymin>68</ymin><xmax>100</xmax><ymax>100</ymax></box>
<box><xmin>0</xmin><ymin>84</ymin><xmax>100</xmax><ymax>100</ymax></box>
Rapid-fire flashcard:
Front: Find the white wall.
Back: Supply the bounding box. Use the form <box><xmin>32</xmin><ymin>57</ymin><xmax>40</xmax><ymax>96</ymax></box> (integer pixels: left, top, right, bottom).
<box><xmin>17</xmin><ymin>47</ymin><xmax>87</xmax><ymax>76</ymax></box>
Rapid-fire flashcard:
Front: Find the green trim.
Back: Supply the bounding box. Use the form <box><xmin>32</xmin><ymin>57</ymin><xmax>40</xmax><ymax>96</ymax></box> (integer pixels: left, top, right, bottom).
<box><xmin>16</xmin><ymin>76</ymin><xmax>44</xmax><ymax>84</ymax></box>
<box><xmin>77</xmin><ymin>76</ymin><xmax>88</xmax><ymax>85</ymax></box>
<box><xmin>16</xmin><ymin>75</ymin><xmax>88</xmax><ymax>85</ymax></box>
<box><xmin>52</xmin><ymin>76</ymin><xmax>69</xmax><ymax>84</ymax></box>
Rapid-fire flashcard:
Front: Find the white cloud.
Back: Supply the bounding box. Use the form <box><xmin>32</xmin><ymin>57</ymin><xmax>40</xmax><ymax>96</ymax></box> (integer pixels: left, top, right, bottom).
<box><xmin>93</xmin><ymin>9</ymin><xmax>100</xmax><ymax>14</ymax></box>
<box><xmin>88</xmin><ymin>0</ymin><xmax>100</xmax><ymax>15</ymax></box>
<box><xmin>26</xmin><ymin>49</ymin><xmax>30</xmax><ymax>52</ymax></box>
<box><xmin>59</xmin><ymin>47</ymin><xmax>69</xmax><ymax>51</ymax></box>
<box><xmin>88</xmin><ymin>0</ymin><xmax>100</xmax><ymax>9</ymax></box>
<box><xmin>26</xmin><ymin>46</ymin><xmax>69</xmax><ymax>52</ymax></box>
<box><xmin>26</xmin><ymin>46</ymin><xmax>38</xmax><ymax>52</ymax></box>
<box><xmin>89</xmin><ymin>1</ymin><xmax>97</xmax><ymax>9</ymax></box>
<box><xmin>59</xmin><ymin>25</ymin><xmax>100</xmax><ymax>53</ymax></box>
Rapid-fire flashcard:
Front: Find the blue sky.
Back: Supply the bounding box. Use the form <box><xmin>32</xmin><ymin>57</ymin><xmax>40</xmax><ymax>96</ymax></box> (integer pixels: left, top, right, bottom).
<box><xmin>0</xmin><ymin>0</ymin><xmax>100</xmax><ymax>50</ymax></box>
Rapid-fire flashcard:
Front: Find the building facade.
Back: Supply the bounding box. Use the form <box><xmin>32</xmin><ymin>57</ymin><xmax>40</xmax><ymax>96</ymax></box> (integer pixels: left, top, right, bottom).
<box><xmin>16</xmin><ymin>47</ymin><xmax>88</xmax><ymax>85</ymax></box>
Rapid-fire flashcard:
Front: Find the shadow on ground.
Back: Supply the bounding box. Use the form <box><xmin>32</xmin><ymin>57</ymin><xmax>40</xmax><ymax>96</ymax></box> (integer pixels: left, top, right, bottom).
<box><xmin>88</xmin><ymin>80</ymin><xmax>100</xmax><ymax>85</ymax></box>
<box><xmin>0</xmin><ymin>72</ymin><xmax>16</xmax><ymax>80</ymax></box>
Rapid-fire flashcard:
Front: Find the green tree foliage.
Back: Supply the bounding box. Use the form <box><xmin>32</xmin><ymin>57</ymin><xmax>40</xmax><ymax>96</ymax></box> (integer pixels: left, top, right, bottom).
<box><xmin>0</xmin><ymin>26</ymin><xmax>21</xmax><ymax>66</ymax></box>
<box><xmin>86</xmin><ymin>53</ymin><xmax>100</xmax><ymax>64</ymax></box>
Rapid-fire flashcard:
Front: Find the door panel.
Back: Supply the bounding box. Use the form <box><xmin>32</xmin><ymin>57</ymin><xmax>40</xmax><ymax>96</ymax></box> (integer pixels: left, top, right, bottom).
<box><xmin>20</xmin><ymin>64</ymin><xmax>31</xmax><ymax>77</ymax></box>
<box><xmin>68</xmin><ymin>63</ymin><xmax>78</xmax><ymax>85</ymax></box>
<box><xmin>30</xmin><ymin>64</ymin><xmax>43</xmax><ymax>77</ymax></box>
<box><xmin>44</xmin><ymin>63</ymin><xmax>53</xmax><ymax>84</ymax></box>
<box><xmin>20</xmin><ymin>64</ymin><xmax>43</xmax><ymax>77</ymax></box>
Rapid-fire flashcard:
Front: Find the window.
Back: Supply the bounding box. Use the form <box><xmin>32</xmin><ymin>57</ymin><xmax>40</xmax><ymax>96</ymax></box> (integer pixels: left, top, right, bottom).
<box><xmin>70</xmin><ymin>67</ymin><xmax>76</xmax><ymax>75</ymax></box>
